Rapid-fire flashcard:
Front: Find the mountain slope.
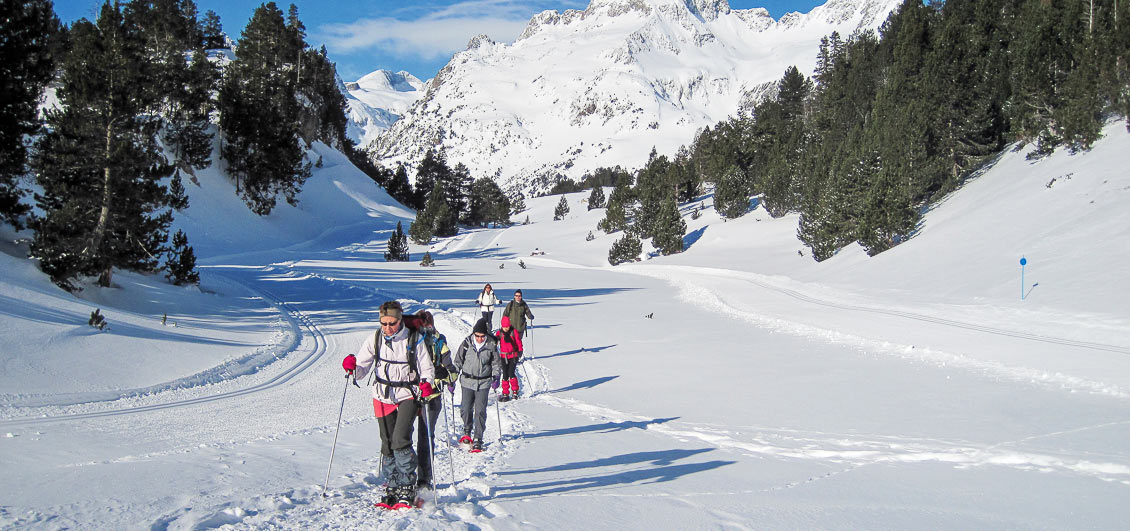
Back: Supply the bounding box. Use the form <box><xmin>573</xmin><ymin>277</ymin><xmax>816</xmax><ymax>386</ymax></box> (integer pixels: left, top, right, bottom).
<box><xmin>370</xmin><ymin>0</ymin><xmax>899</xmax><ymax>193</ymax></box>
<box><xmin>344</xmin><ymin>70</ymin><xmax>426</xmax><ymax>150</ymax></box>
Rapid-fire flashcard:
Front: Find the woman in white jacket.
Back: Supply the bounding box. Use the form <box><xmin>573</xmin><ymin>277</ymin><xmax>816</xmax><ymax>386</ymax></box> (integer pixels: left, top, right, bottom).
<box><xmin>475</xmin><ymin>283</ymin><xmax>499</xmax><ymax>329</ymax></box>
<box><xmin>342</xmin><ymin>300</ymin><xmax>435</xmax><ymax>509</ymax></box>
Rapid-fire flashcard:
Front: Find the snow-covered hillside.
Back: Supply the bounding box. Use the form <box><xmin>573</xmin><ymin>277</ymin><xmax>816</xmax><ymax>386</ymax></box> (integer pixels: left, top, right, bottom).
<box><xmin>369</xmin><ymin>0</ymin><xmax>899</xmax><ymax>194</ymax></box>
<box><xmin>343</xmin><ymin>70</ymin><xmax>426</xmax><ymax>150</ymax></box>
<box><xmin>1</xmin><ymin>118</ymin><xmax>1128</xmax><ymax>528</ymax></box>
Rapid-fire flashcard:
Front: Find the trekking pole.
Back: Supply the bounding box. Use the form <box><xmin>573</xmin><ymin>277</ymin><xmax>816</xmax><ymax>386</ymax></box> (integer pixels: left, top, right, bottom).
<box><xmin>321</xmin><ymin>373</ymin><xmax>351</xmax><ymax>498</ymax></box>
<box><xmin>493</xmin><ymin>386</ymin><xmax>503</xmax><ymax>445</ymax></box>
<box><xmin>421</xmin><ymin>399</ymin><xmax>441</xmax><ymax>508</ymax></box>
<box><xmin>442</xmin><ymin>393</ymin><xmax>457</xmax><ymax>491</ymax></box>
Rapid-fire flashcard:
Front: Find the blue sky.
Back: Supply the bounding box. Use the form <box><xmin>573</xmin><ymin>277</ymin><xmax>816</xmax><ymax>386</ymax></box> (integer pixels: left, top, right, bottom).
<box><xmin>53</xmin><ymin>0</ymin><xmax>825</xmax><ymax>81</ymax></box>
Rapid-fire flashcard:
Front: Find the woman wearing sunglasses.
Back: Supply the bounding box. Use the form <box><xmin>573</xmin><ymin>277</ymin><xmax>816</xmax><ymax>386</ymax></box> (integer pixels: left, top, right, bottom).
<box><xmin>342</xmin><ymin>300</ymin><xmax>436</xmax><ymax>509</ymax></box>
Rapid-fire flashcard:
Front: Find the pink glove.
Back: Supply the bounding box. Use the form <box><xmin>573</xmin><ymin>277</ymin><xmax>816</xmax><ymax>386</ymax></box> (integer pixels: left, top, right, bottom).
<box><xmin>419</xmin><ymin>381</ymin><xmax>434</xmax><ymax>398</ymax></box>
<box><xmin>342</xmin><ymin>354</ymin><xmax>357</xmax><ymax>373</ymax></box>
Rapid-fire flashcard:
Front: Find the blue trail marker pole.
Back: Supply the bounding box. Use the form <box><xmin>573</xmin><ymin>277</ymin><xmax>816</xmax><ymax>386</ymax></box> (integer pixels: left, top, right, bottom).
<box><xmin>1020</xmin><ymin>256</ymin><xmax>1027</xmax><ymax>300</ymax></box>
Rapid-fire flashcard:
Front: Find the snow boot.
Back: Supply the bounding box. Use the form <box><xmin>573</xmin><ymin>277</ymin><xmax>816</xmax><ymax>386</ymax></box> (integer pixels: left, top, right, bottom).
<box><xmin>471</xmin><ymin>440</ymin><xmax>483</xmax><ymax>453</ymax></box>
<box><xmin>509</xmin><ymin>377</ymin><xmax>520</xmax><ymax>399</ymax></box>
<box><xmin>499</xmin><ymin>392</ymin><xmax>510</xmax><ymax>402</ymax></box>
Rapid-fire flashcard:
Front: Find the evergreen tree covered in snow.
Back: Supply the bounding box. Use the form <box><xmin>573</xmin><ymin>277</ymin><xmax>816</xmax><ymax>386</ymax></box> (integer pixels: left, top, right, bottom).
<box><xmin>0</xmin><ymin>0</ymin><xmax>59</xmax><ymax>229</ymax></box>
<box><xmin>31</xmin><ymin>4</ymin><xmax>185</xmax><ymax>290</ymax></box>
<box><xmin>219</xmin><ymin>1</ymin><xmax>311</xmax><ymax>215</ymax></box>
<box><xmin>385</xmin><ymin>221</ymin><xmax>409</xmax><ymax>261</ymax></box>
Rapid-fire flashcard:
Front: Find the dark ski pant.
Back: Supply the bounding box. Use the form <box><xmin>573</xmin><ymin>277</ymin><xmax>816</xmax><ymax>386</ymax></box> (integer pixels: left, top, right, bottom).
<box><xmin>501</xmin><ymin>356</ymin><xmax>519</xmax><ymax>381</ymax></box>
<box><xmin>377</xmin><ymin>399</ymin><xmax>419</xmax><ymax>489</ymax></box>
<box><xmin>480</xmin><ymin>310</ymin><xmax>493</xmax><ymax>329</ymax></box>
<box><xmin>415</xmin><ymin>396</ymin><xmax>442</xmax><ymax>484</ymax></box>
<box><xmin>460</xmin><ymin>386</ymin><xmax>490</xmax><ymax>442</ymax></box>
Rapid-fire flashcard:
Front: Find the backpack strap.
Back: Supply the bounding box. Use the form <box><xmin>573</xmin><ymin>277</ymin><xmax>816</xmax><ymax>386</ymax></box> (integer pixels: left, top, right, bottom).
<box><xmin>372</xmin><ymin>328</ymin><xmax>422</xmax><ymax>389</ymax></box>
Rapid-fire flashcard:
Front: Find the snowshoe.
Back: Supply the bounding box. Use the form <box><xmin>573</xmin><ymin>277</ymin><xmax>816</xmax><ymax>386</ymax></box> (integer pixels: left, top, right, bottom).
<box><xmin>470</xmin><ymin>440</ymin><xmax>483</xmax><ymax>453</ymax></box>
<box><xmin>499</xmin><ymin>393</ymin><xmax>510</xmax><ymax>402</ymax></box>
<box><xmin>375</xmin><ymin>491</ymin><xmax>398</xmax><ymax>510</ymax></box>
<box><xmin>459</xmin><ymin>434</ymin><xmax>472</xmax><ymax>445</ymax></box>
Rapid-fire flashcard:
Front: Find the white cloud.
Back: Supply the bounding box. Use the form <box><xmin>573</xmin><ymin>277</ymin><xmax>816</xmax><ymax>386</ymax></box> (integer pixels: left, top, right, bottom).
<box><xmin>315</xmin><ymin>0</ymin><xmax>585</xmax><ymax>59</ymax></box>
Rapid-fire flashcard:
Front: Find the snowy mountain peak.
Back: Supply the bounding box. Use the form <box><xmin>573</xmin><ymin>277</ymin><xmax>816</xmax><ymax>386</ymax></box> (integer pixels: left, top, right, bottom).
<box><xmin>343</xmin><ymin>69</ymin><xmax>426</xmax><ymax>150</ymax></box>
<box><xmin>467</xmin><ymin>34</ymin><xmax>496</xmax><ymax>50</ymax></box>
<box><xmin>366</xmin><ymin>0</ymin><xmax>901</xmax><ymax>195</ymax></box>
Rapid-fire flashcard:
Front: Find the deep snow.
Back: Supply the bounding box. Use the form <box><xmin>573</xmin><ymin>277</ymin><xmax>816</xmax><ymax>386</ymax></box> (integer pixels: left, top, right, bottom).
<box><xmin>1</xmin><ymin>122</ymin><xmax>1128</xmax><ymax>529</ymax></box>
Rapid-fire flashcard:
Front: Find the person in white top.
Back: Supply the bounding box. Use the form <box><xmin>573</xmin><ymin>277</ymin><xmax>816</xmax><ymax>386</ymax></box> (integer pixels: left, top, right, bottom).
<box><xmin>475</xmin><ymin>283</ymin><xmax>499</xmax><ymax>329</ymax></box>
<box><xmin>342</xmin><ymin>300</ymin><xmax>435</xmax><ymax>508</ymax></box>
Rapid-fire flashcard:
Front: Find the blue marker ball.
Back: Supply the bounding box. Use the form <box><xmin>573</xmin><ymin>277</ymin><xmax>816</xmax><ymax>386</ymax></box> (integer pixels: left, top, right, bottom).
<box><xmin>1020</xmin><ymin>257</ymin><xmax>1027</xmax><ymax>266</ymax></box>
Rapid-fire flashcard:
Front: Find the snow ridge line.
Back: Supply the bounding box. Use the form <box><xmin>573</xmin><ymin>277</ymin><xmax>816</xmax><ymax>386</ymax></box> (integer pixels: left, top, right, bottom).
<box><xmin>0</xmin><ymin>271</ymin><xmax>326</xmax><ymax>426</ymax></box>
<box><xmin>534</xmin><ymin>395</ymin><xmax>1130</xmax><ymax>486</ymax></box>
<box><xmin>622</xmin><ymin>265</ymin><xmax>1130</xmax><ymax>399</ymax></box>
<box><xmin>629</xmin><ymin>264</ymin><xmax>1130</xmax><ymax>355</ymax></box>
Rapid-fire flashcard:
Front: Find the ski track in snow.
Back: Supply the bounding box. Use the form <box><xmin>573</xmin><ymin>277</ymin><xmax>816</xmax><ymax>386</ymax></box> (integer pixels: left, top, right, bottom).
<box><xmin>0</xmin><ymin>270</ymin><xmax>314</xmax><ymax>424</ymax></box>
<box><xmin>617</xmin><ymin>264</ymin><xmax>1130</xmax><ymax>400</ymax></box>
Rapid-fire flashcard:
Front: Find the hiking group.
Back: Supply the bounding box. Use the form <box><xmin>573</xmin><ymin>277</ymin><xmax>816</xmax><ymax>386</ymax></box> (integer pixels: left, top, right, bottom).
<box><xmin>337</xmin><ymin>289</ymin><xmax>534</xmax><ymax>510</ymax></box>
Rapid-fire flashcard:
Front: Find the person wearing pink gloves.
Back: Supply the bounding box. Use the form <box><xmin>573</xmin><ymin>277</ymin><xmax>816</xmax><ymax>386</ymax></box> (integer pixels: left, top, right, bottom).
<box><xmin>342</xmin><ymin>300</ymin><xmax>435</xmax><ymax>509</ymax></box>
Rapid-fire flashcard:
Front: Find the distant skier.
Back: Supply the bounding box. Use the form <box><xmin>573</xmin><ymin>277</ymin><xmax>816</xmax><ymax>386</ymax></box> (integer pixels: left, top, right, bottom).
<box><xmin>342</xmin><ymin>301</ymin><xmax>435</xmax><ymax>509</ymax></box>
<box><xmin>452</xmin><ymin>319</ymin><xmax>502</xmax><ymax>452</ymax></box>
<box><xmin>475</xmin><ymin>283</ymin><xmax>499</xmax><ymax>329</ymax></box>
<box><xmin>411</xmin><ymin>311</ymin><xmax>457</xmax><ymax>490</ymax></box>
<box><xmin>495</xmin><ymin>316</ymin><xmax>524</xmax><ymax>401</ymax></box>
<box><xmin>503</xmin><ymin>289</ymin><xmax>535</xmax><ymax>338</ymax></box>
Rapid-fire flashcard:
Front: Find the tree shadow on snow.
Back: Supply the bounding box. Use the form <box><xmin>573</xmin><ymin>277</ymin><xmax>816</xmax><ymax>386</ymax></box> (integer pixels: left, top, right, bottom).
<box><xmin>486</xmin><ymin>449</ymin><xmax>734</xmax><ymax>501</ymax></box>
<box><xmin>535</xmin><ymin>344</ymin><xmax>615</xmax><ymax>360</ymax></box>
<box><xmin>682</xmin><ymin>226</ymin><xmax>707</xmax><ymax>250</ymax></box>
<box><xmin>519</xmin><ymin>417</ymin><xmax>679</xmax><ymax>440</ymax></box>
<box><xmin>549</xmin><ymin>375</ymin><xmax>619</xmax><ymax>394</ymax></box>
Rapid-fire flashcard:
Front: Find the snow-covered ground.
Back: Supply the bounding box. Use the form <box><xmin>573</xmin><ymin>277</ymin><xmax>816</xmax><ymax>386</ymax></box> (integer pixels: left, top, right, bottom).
<box><xmin>1</xmin><ymin>122</ymin><xmax>1129</xmax><ymax>529</ymax></box>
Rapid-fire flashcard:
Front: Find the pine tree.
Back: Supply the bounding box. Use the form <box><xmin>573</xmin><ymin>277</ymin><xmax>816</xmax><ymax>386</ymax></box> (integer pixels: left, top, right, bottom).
<box><xmin>598</xmin><ymin>182</ymin><xmax>631</xmax><ymax>233</ymax></box>
<box><xmin>200</xmin><ymin>9</ymin><xmax>226</xmax><ymax>48</ymax></box>
<box><xmin>419</xmin><ymin>251</ymin><xmax>435</xmax><ymax>267</ymax></box>
<box><xmin>713</xmin><ymin>165</ymin><xmax>749</xmax><ymax>219</ymax></box>
<box><xmin>387</xmin><ymin>164</ymin><xmax>414</xmax><ymax>206</ymax></box>
<box><xmin>220</xmin><ymin>1</ymin><xmax>311</xmax><ymax>215</ymax></box>
<box><xmin>651</xmin><ymin>195</ymin><xmax>686</xmax><ymax>255</ymax></box>
<box><xmin>31</xmin><ymin>5</ymin><xmax>181</xmax><ymax>290</ymax></box>
<box><xmin>384</xmin><ymin>221</ymin><xmax>410</xmax><ymax>261</ymax></box>
<box><xmin>553</xmin><ymin>195</ymin><xmax>570</xmax><ymax>220</ymax></box>
<box><xmin>165</xmin><ymin>230</ymin><xmax>200</xmax><ymax>285</ymax></box>
<box><xmin>0</xmin><ymin>0</ymin><xmax>59</xmax><ymax>229</ymax></box>
<box><xmin>607</xmin><ymin>233</ymin><xmax>642</xmax><ymax>265</ymax></box>
<box><xmin>587</xmin><ymin>186</ymin><xmax>606</xmax><ymax>210</ymax></box>
<box><xmin>413</xmin><ymin>149</ymin><xmax>447</xmax><ymax>210</ymax></box>
<box><xmin>510</xmin><ymin>191</ymin><xmax>526</xmax><ymax>214</ymax></box>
